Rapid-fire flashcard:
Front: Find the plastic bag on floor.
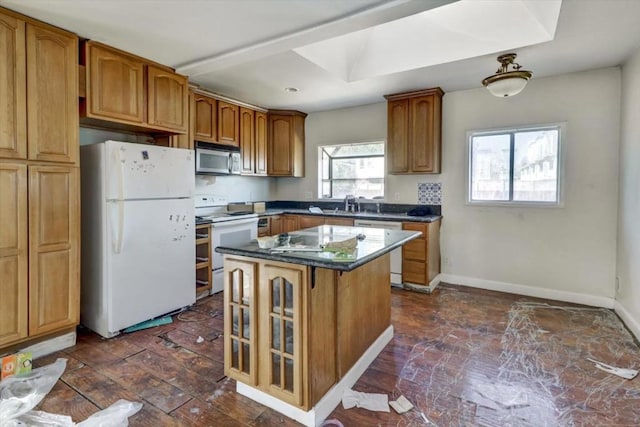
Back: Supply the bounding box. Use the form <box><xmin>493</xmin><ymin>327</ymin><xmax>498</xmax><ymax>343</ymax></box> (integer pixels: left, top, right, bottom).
<box><xmin>76</xmin><ymin>400</ymin><xmax>143</xmax><ymax>427</ymax></box>
<box><xmin>0</xmin><ymin>358</ymin><xmax>67</xmax><ymax>422</ymax></box>
<box><xmin>1</xmin><ymin>357</ymin><xmax>142</xmax><ymax>427</ymax></box>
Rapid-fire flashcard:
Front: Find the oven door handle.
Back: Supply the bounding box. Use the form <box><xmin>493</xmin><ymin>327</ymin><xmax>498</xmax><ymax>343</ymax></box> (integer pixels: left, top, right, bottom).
<box><xmin>211</xmin><ymin>217</ymin><xmax>259</xmax><ymax>228</ymax></box>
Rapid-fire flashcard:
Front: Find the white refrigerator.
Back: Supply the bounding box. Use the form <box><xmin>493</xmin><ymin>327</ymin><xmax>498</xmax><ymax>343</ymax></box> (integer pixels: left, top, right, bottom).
<box><xmin>80</xmin><ymin>141</ymin><xmax>196</xmax><ymax>338</ymax></box>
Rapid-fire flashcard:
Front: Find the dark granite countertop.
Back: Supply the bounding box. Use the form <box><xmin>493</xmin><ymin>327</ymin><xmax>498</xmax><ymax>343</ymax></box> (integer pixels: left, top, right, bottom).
<box><xmin>215</xmin><ymin>225</ymin><xmax>421</xmax><ymax>272</ymax></box>
<box><xmin>257</xmin><ymin>208</ymin><xmax>441</xmax><ymax>223</ymax></box>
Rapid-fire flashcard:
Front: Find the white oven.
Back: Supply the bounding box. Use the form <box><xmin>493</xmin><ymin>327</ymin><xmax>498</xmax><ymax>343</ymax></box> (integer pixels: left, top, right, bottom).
<box><xmin>195</xmin><ymin>195</ymin><xmax>258</xmax><ymax>294</ymax></box>
<box><xmin>210</xmin><ymin>217</ymin><xmax>258</xmax><ymax>292</ymax></box>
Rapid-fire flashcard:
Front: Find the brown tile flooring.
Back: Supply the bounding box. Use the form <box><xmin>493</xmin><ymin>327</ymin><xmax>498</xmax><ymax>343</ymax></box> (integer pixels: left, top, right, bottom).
<box><xmin>32</xmin><ymin>284</ymin><xmax>640</xmax><ymax>426</ymax></box>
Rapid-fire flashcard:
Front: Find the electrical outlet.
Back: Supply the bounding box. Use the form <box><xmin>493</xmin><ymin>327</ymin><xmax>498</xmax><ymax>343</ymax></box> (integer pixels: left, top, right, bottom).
<box><xmin>304</xmin><ymin>191</ymin><xmax>312</xmax><ymax>200</ymax></box>
<box><xmin>249</xmin><ymin>191</ymin><xmax>254</xmax><ymax>201</ymax></box>
<box><xmin>616</xmin><ymin>276</ymin><xmax>621</xmax><ymax>293</ymax></box>
<box><xmin>394</xmin><ymin>192</ymin><xmax>400</xmax><ymax>201</ymax></box>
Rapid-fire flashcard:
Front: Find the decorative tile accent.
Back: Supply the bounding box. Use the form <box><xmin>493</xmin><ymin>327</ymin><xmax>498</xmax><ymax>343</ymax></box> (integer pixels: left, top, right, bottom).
<box><xmin>418</xmin><ymin>182</ymin><xmax>442</xmax><ymax>205</ymax></box>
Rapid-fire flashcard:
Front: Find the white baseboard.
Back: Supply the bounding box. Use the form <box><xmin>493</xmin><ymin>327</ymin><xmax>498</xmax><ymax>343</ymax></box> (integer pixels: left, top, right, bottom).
<box><xmin>438</xmin><ymin>274</ymin><xmax>616</xmax><ymax>309</ymax></box>
<box><xmin>614</xmin><ymin>301</ymin><xmax>640</xmax><ymax>342</ymax></box>
<box><xmin>237</xmin><ymin>325</ymin><xmax>394</xmax><ymax>427</ymax></box>
<box><xmin>19</xmin><ymin>331</ymin><xmax>77</xmax><ymax>359</ymax></box>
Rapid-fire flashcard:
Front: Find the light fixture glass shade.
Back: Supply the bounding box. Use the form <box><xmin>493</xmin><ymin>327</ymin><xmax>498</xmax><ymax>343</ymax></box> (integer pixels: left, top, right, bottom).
<box><xmin>485</xmin><ymin>75</ymin><xmax>528</xmax><ymax>97</ymax></box>
<box><xmin>482</xmin><ymin>53</ymin><xmax>532</xmax><ymax>98</ymax></box>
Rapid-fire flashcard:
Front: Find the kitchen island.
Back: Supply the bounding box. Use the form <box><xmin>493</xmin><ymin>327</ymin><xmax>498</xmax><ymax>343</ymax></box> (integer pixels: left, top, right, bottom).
<box><xmin>216</xmin><ymin>225</ymin><xmax>421</xmax><ymax>426</ymax></box>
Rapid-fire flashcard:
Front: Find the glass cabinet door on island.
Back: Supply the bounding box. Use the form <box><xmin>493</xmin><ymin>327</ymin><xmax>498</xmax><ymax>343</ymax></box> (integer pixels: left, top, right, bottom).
<box><xmin>261</xmin><ymin>264</ymin><xmax>304</xmax><ymax>407</ymax></box>
<box><xmin>224</xmin><ymin>258</ymin><xmax>258</xmax><ymax>385</ymax></box>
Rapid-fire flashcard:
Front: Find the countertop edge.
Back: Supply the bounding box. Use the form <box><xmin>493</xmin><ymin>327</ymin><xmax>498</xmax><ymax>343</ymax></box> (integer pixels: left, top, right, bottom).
<box><xmin>216</xmin><ymin>231</ymin><xmax>421</xmax><ymax>272</ymax></box>
<box><xmin>256</xmin><ymin>209</ymin><xmax>442</xmax><ymax>223</ymax></box>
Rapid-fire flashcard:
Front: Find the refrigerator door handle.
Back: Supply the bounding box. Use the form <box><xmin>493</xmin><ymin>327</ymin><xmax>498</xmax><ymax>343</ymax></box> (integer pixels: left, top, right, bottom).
<box><xmin>111</xmin><ymin>201</ymin><xmax>125</xmax><ymax>254</ymax></box>
<box><xmin>228</xmin><ymin>152</ymin><xmax>232</xmax><ymax>173</ymax></box>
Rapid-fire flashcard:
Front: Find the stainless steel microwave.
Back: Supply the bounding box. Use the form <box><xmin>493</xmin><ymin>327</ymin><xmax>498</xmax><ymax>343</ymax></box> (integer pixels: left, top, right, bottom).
<box><xmin>195</xmin><ymin>143</ymin><xmax>241</xmax><ymax>175</ymax></box>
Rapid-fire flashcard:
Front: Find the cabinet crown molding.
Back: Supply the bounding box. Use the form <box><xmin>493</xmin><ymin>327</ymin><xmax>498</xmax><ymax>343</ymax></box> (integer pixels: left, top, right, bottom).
<box><xmin>384</xmin><ymin>87</ymin><xmax>444</xmax><ymax>101</ymax></box>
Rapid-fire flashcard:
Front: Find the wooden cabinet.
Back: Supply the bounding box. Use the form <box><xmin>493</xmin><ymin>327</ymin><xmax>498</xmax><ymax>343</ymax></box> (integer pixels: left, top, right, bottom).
<box><xmin>255</xmin><ymin>111</ymin><xmax>268</xmax><ymax>175</ymax></box>
<box><xmin>0</xmin><ymin>8</ymin><xmax>80</xmax><ymax>351</ymax></box>
<box><xmin>224</xmin><ymin>258</ymin><xmax>312</xmax><ymax>408</ymax></box>
<box><xmin>270</xmin><ymin>215</ymin><xmax>283</xmax><ymax>236</ymax></box>
<box><xmin>194</xmin><ymin>93</ymin><xmax>217</xmax><ymax>143</ymax></box>
<box><xmin>259</xmin><ymin>262</ymin><xmax>305</xmax><ymax>406</ymax></box>
<box><xmin>239</xmin><ymin>107</ymin><xmax>255</xmax><ymax>174</ymax></box>
<box><xmin>0</xmin><ymin>10</ymin><xmax>77</xmax><ymax>163</ymax></box>
<box><xmin>240</xmin><ymin>108</ymin><xmax>269</xmax><ymax>176</ymax></box>
<box><xmin>195</xmin><ymin>224</ymin><xmax>212</xmax><ymax>296</ymax></box>
<box><xmin>147</xmin><ymin>65</ymin><xmax>189</xmax><ymax>132</ymax></box>
<box><xmin>224</xmin><ymin>257</ymin><xmax>259</xmax><ymax>386</ymax></box>
<box><xmin>268</xmin><ymin>110</ymin><xmax>306</xmax><ymax>177</ymax></box>
<box><xmin>218</xmin><ymin>100</ymin><xmax>239</xmax><ymax>146</ymax></box>
<box><xmin>325</xmin><ymin>217</ymin><xmax>354</xmax><ymax>226</ymax></box>
<box><xmin>262</xmin><ymin>214</ymin><xmax>354</xmax><ymax>234</ymax></box>
<box><xmin>0</xmin><ymin>12</ymin><xmax>26</xmax><ymax>160</ymax></box>
<box><xmin>0</xmin><ymin>163</ymin><xmax>28</xmax><ymax>347</ymax></box>
<box><xmin>28</xmin><ymin>165</ymin><xmax>80</xmax><ymax>335</ymax></box>
<box><xmin>27</xmin><ymin>24</ymin><xmax>78</xmax><ymax>164</ymax></box>
<box><xmin>298</xmin><ymin>215</ymin><xmax>325</xmax><ymax>230</ymax></box>
<box><xmin>81</xmin><ymin>41</ymin><xmax>188</xmax><ymax>134</ymax></box>
<box><xmin>282</xmin><ymin>215</ymin><xmax>299</xmax><ymax>233</ymax></box>
<box><xmin>401</xmin><ymin>221</ymin><xmax>440</xmax><ymax>286</ymax></box>
<box><xmin>385</xmin><ymin>88</ymin><xmax>443</xmax><ymax>174</ymax></box>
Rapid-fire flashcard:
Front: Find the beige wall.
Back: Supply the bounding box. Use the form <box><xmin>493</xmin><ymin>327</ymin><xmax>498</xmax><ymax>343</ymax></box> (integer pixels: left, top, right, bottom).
<box><xmin>280</xmin><ymin>67</ymin><xmax>621</xmax><ymax>307</ymax></box>
<box><xmin>615</xmin><ymin>49</ymin><xmax>640</xmax><ymax>338</ymax></box>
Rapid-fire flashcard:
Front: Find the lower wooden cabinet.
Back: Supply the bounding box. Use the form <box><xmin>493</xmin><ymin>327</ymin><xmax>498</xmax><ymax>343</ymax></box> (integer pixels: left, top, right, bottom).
<box><xmin>0</xmin><ymin>163</ymin><xmax>80</xmax><ymax>348</ymax></box>
<box><xmin>401</xmin><ymin>221</ymin><xmax>441</xmax><ymax>286</ymax></box>
<box><xmin>224</xmin><ymin>258</ymin><xmax>306</xmax><ymax>407</ymax></box>
<box><xmin>268</xmin><ymin>214</ymin><xmax>355</xmax><ymax>233</ymax></box>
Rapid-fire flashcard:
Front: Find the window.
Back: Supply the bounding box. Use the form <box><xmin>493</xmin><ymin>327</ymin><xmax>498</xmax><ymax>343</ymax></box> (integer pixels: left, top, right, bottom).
<box><xmin>319</xmin><ymin>142</ymin><xmax>384</xmax><ymax>199</ymax></box>
<box><xmin>468</xmin><ymin>124</ymin><xmax>562</xmax><ymax>206</ymax></box>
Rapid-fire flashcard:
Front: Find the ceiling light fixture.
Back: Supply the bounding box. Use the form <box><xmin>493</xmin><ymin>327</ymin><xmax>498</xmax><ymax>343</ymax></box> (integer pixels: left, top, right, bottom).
<box><xmin>284</xmin><ymin>87</ymin><xmax>299</xmax><ymax>92</ymax></box>
<box><xmin>482</xmin><ymin>53</ymin><xmax>533</xmax><ymax>98</ymax></box>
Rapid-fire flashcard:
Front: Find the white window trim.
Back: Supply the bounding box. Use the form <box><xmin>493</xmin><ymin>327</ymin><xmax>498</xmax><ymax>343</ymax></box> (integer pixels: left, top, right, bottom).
<box><xmin>466</xmin><ymin>122</ymin><xmax>566</xmax><ymax>208</ymax></box>
<box><xmin>317</xmin><ymin>141</ymin><xmax>386</xmax><ymax>200</ymax></box>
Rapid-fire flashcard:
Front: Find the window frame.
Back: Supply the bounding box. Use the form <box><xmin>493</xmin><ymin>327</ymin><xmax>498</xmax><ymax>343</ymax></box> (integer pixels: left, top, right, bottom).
<box><xmin>466</xmin><ymin>122</ymin><xmax>565</xmax><ymax>208</ymax></box>
<box><xmin>317</xmin><ymin>141</ymin><xmax>385</xmax><ymax>200</ymax></box>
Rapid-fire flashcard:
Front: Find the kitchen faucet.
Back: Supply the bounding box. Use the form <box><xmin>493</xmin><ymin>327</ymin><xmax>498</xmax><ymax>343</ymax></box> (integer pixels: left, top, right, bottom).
<box><xmin>344</xmin><ymin>194</ymin><xmax>356</xmax><ymax>212</ymax></box>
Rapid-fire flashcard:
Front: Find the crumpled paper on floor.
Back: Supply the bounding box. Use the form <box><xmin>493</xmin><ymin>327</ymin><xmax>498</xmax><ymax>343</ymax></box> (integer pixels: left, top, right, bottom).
<box><xmin>342</xmin><ymin>388</ymin><xmax>389</xmax><ymax>412</ymax></box>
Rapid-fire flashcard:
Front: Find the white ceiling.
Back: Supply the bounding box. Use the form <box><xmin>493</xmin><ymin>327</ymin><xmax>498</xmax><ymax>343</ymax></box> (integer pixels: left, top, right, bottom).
<box><xmin>3</xmin><ymin>0</ymin><xmax>640</xmax><ymax>113</ymax></box>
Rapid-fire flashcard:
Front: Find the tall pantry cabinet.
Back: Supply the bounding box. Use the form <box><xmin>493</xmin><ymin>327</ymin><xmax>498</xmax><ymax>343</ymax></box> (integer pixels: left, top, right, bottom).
<box><xmin>0</xmin><ymin>7</ymin><xmax>80</xmax><ymax>349</ymax></box>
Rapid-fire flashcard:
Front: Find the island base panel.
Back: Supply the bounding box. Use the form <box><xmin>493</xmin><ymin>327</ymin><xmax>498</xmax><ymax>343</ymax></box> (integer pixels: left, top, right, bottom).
<box><xmin>236</xmin><ymin>325</ymin><xmax>393</xmax><ymax>427</ymax></box>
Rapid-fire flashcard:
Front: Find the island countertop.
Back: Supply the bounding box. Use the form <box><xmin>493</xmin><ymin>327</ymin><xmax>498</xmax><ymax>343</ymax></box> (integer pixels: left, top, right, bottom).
<box><xmin>215</xmin><ymin>225</ymin><xmax>421</xmax><ymax>272</ymax></box>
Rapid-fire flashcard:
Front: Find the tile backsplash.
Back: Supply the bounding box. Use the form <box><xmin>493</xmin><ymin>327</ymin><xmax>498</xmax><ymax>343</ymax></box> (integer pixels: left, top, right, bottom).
<box><xmin>418</xmin><ymin>182</ymin><xmax>442</xmax><ymax>205</ymax></box>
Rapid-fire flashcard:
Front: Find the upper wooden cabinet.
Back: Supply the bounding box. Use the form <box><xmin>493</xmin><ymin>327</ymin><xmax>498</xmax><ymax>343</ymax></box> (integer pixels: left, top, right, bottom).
<box><xmin>146</xmin><ymin>65</ymin><xmax>189</xmax><ymax>132</ymax></box>
<box><xmin>194</xmin><ymin>93</ymin><xmax>217</xmax><ymax>143</ymax></box>
<box><xmin>268</xmin><ymin>110</ymin><xmax>306</xmax><ymax>177</ymax></box>
<box><xmin>385</xmin><ymin>88</ymin><xmax>443</xmax><ymax>174</ymax></box>
<box><xmin>255</xmin><ymin>111</ymin><xmax>268</xmax><ymax>175</ymax></box>
<box><xmin>239</xmin><ymin>107</ymin><xmax>255</xmax><ymax>174</ymax></box>
<box><xmin>81</xmin><ymin>41</ymin><xmax>188</xmax><ymax>134</ymax></box>
<box><xmin>239</xmin><ymin>108</ymin><xmax>268</xmax><ymax>176</ymax></box>
<box><xmin>0</xmin><ymin>9</ymin><xmax>77</xmax><ymax>163</ymax></box>
<box><xmin>218</xmin><ymin>101</ymin><xmax>240</xmax><ymax>146</ymax></box>
<box><xmin>0</xmin><ymin>12</ymin><xmax>26</xmax><ymax>160</ymax></box>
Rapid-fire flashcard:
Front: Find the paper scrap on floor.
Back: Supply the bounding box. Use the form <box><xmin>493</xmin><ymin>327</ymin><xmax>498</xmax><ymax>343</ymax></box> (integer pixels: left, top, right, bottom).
<box><xmin>389</xmin><ymin>395</ymin><xmax>414</xmax><ymax>414</ymax></box>
<box><xmin>587</xmin><ymin>357</ymin><xmax>638</xmax><ymax>379</ymax></box>
<box><xmin>342</xmin><ymin>388</ymin><xmax>389</xmax><ymax>412</ymax></box>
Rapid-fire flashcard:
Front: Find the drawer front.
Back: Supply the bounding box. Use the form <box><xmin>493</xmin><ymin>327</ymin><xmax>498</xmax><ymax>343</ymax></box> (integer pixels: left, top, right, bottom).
<box><xmin>402</xmin><ymin>222</ymin><xmax>427</xmax><ymax>239</ymax></box>
<box><xmin>403</xmin><ymin>239</ymin><xmax>426</xmax><ymax>261</ymax></box>
<box><xmin>403</xmin><ymin>260</ymin><xmax>426</xmax><ymax>285</ymax></box>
